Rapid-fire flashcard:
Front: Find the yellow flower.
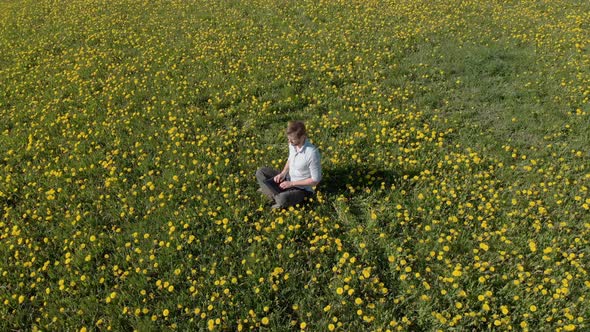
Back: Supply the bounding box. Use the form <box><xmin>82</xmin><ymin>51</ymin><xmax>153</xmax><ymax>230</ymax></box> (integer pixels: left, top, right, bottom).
<box><xmin>261</xmin><ymin>317</ymin><xmax>269</xmax><ymax>325</ymax></box>
<box><xmin>529</xmin><ymin>241</ymin><xmax>537</xmax><ymax>252</ymax></box>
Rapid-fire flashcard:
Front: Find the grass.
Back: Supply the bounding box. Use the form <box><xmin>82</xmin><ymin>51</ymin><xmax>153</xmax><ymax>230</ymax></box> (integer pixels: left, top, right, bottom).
<box><xmin>1</xmin><ymin>0</ymin><xmax>589</xmax><ymax>331</ymax></box>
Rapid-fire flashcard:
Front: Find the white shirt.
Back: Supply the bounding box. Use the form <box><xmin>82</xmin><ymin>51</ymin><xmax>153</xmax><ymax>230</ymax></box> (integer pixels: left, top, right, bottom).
<box><xmin>288</xmin><ymin>139</ymin><xmax>322</xmax><ymax>192</ymax></box>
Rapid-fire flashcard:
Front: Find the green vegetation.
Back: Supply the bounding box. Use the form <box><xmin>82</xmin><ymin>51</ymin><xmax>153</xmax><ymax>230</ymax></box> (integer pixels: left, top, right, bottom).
<box><xmin>1</xmin><ymin>0</ymin><xmax>588</xmax><ymax>330</ymax></box>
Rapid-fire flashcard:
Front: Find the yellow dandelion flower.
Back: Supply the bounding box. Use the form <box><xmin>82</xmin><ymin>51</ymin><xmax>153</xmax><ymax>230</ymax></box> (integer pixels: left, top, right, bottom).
<box><xmin>529</xmin><ymin>241</ymin><xmax>537</xmax><ymax>252</ymax></box>
<box><xmin>564</xmin><ymin>324</ymin><xmax>576</xmax><ymax>331</ymax></box>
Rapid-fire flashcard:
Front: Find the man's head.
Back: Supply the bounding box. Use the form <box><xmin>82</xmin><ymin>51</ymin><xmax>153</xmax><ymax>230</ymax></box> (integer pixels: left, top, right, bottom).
<box><xmin>286</xmin><ymin>121</ymin><xmax>306</xmax><ymax>147</ymax></box>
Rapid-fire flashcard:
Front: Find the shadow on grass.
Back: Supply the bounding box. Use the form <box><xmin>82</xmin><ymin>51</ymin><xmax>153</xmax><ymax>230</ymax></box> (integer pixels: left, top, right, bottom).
<box><xmin>316</xmin><ymin>165</ymin><xmax>418</xmax><ymax>197</ymax></box>
<box><xmin>286</xmin><ymin>164</ymin><xmax>421</xmax><ymax>212</ymax></box>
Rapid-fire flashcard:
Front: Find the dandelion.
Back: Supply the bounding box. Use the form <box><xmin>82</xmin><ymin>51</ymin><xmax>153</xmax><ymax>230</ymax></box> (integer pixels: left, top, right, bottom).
<box><xmin>529</xmin><ymin>241</ymin><xmax>537</xmax><ymax>253</ymax></box>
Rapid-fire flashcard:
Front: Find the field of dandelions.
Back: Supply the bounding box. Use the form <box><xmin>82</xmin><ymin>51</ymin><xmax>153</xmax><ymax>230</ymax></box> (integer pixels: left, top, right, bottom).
<box><xmin>1</xmin><ymin>0</ymin><xmax>589</xmax><ymax>331</ymax></box>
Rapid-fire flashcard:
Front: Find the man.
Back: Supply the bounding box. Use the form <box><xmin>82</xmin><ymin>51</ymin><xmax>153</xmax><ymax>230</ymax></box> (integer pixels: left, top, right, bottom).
<box><xmin>256</xmin><ymin>121</ymin><xmax>322</xmax><ymax>209</ymax></box>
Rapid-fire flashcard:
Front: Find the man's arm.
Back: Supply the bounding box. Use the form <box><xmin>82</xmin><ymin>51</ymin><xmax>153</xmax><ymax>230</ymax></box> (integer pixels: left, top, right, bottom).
<box><xmin>281</xmin><ymin>177</ymin><xmax>319</xmax><ymax>189</ymax></box>
<box><xmin>274</xmin><ymin>160</ymin><xmax>289</xmax><ymax>183</ymax></box>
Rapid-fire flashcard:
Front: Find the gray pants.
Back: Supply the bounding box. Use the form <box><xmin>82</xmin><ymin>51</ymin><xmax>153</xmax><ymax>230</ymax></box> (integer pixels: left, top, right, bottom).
<box><xmin>256</xmin><ymin>167</ymin><xmax>312</xmax><ymax>208</ymax></box>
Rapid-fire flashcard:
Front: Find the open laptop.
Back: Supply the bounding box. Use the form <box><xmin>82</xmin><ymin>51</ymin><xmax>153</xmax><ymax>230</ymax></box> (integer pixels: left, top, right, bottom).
<box><xmin>264</xmin><ymin>178</ymin><xmax>285</xmax><ymax>196</ymax></box>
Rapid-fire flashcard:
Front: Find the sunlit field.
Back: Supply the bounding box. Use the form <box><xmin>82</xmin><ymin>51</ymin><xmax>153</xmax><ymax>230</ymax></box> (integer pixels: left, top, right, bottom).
<box><xmin>1</xmin><ymin>0</ymin><xmax>589</xmax><ymax>330</ymax></box>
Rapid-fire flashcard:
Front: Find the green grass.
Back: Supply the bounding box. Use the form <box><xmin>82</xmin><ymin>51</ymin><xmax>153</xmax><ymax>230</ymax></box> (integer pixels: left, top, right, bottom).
<box><xmin>1</xmin><ymin>0</ymin><xmax>589</xmax><ymax>331</ymax></box>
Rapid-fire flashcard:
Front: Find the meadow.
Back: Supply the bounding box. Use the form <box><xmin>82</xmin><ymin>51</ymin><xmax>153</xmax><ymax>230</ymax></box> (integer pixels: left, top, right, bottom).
<box><xmin>1</xmin><ymin>0</ymin><xmax>589</xmax><ymax>330</ymax></box>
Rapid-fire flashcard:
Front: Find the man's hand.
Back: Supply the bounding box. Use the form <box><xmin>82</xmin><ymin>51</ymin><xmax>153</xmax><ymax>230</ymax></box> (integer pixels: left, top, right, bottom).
<box><xmin>279</xmin><ymin>181</ymin><xmax>293</xmax><ymax>189</ymax></box>
<box><xmin>274</xmin><ymin>171</ymin><xmax>286</xmax><ymax>183</ymax></box>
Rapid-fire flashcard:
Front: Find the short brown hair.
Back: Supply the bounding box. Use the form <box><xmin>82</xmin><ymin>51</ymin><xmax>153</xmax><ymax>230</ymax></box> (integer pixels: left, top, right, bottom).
<box><xmin>286</xmin><ymin>121</ymin><xmax>306</xmax><ymax>138</ymax></box>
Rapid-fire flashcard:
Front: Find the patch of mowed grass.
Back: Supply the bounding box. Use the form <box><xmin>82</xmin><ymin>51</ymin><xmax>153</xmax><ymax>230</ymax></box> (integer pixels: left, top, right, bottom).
<box><xmin>403</xmin><ymin>39</ymin><xmax>569</xmax><ymax>154</ymax></box>
<box><xmin>1</xmin><ymin>0</ymin><xmax>589</xmax><ymax>331</ymax></box>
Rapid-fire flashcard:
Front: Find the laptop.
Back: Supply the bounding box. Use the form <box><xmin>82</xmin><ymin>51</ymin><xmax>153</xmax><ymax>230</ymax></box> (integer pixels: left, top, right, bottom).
<box><xmin>264</xmin><ymin>178</ymin><xmax>285</xmax><ymax>195</ymax></box>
